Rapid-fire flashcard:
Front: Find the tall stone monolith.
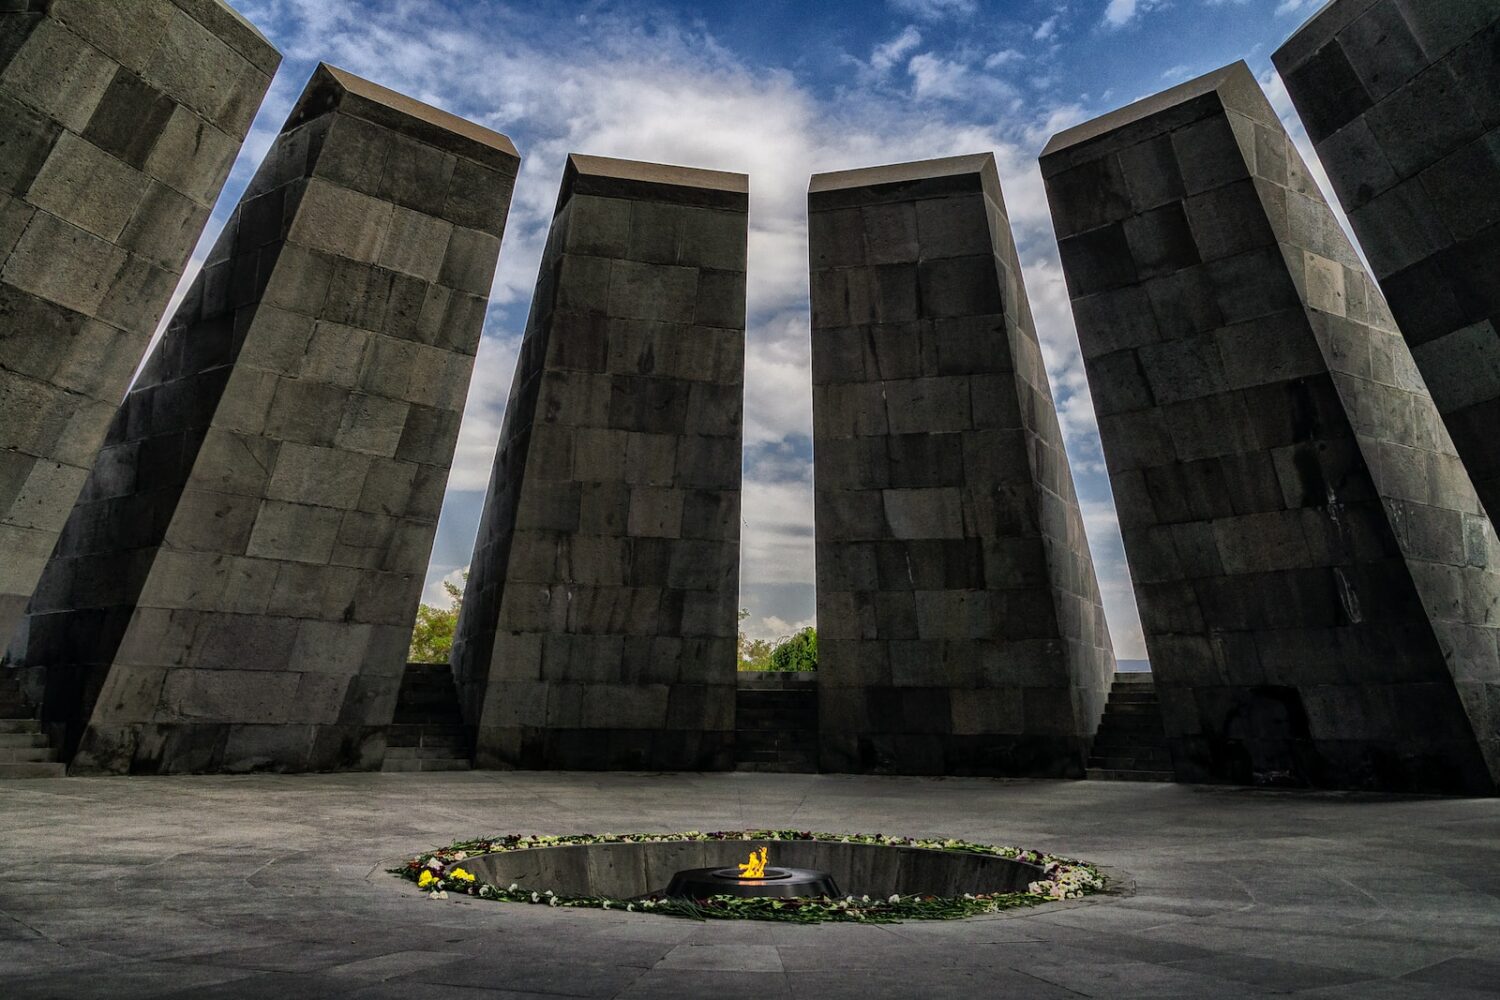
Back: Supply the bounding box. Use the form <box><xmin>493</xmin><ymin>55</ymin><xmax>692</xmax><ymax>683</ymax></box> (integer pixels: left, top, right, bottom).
<box><xmin>808</xmin><ymin>154</ymin><xmax>1116</xmax><ymax>777</ymax></box>
<box><xmin>1274</xmin><ymin>2</ymin><xmax>1500</xmax><ymax>525</ymax></box>
<box><xmin>0</xmin><ymin>0</ymin><xmax>279</xmax><ymax>654</ymax></box>
<box><xmin>451</xmin><ymin>154</ymin><xmax>746</xmax><ymax>771</ymax></box>
<box><xmin>20</xmin><ymin>65</ymin><xmax>519</xmax><ymax>773</ymax></box>
<box><xmin>1042</xmin><ymin>62</ymin><xmax>1500</xmax><ymax>793</ymax></box>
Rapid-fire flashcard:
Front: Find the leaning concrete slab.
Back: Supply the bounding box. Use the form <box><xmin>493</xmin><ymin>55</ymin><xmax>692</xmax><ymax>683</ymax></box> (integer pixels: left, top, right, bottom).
<box><xmin>451</xmin><ymin>154</ymin><xmax>746</xmax><ymax>771</ymax></box>
<box><xmin>17</xmin><ymin>64</ymin><xmax>519</xmax><ymax>773</ymax></box>
<box><xmin>808</xmin><ymin>153</ymin><xmax>1115</xmax><ymax>777</ymax></box>
<box><xmin>0</xmin><ymin>0</ymin><xmax>279</xmax><ymax>655</ymax></box>
<box><xmin>1042</xmin><ymin>61</ymin><xmax>1500</xmax><ymax>794</ymax></box>
<box><xmin>1274</xmin><ymin>3</ymin><xmax>1500</xmax><ymax>525</ymax></box>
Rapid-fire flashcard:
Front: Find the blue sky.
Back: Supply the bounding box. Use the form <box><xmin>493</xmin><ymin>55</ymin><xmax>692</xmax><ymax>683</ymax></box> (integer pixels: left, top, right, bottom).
<box><xmin>203</xmin><ymin>0</ymin><xmax>1331</xmax><ymax>657</ymax></box>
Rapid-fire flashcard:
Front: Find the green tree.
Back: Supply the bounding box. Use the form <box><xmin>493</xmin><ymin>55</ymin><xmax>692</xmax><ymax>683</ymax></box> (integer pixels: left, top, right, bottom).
<box><xmin>768</xmin><ymin>626</ymin><xmax>817</xmax><ymax>672</ymax></box>
<box><xmin>408</xmin><ymin>574</ymin><xmax>465</xmax><ymax>663</ymax></box>
<box><xmin>737</xmin><ymin>608</ymin><xmax>775</xmax><ymax>670</ymax></box>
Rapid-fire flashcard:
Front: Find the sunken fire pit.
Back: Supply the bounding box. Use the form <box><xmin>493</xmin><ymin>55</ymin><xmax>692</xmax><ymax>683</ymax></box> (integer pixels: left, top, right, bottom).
<box><xmin>432</xmin><ymin>832</ymin><xmax>1067</xmax><ymax>911</ymax></box>
<box><xmin>663</xmin><ymin>846</ymin><xmax>841</xmax><ymax>898</ymax></box>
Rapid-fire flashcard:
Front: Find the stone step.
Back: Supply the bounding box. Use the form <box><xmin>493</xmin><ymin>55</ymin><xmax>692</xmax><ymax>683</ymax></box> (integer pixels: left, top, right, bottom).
<box><xmin>1093</xmin><ymin>732</ymin><xmax>1169</xmax><ymax>746</ymax></box>
<box><xmin>1091</xmin><ymin>745</ymin><xmax>1170</xmax><ymax>761</ymax></box>
<box><xmin>1086</xmin><ymin>767</ymin><xmax>1173</xmax><ymax>782</ymax></box>
<box><xmin>0</xmin><ymin>733</ymin><xmax>49</xmax><ymax>748</ymax></box>
<box><xmin>736</xmin><ymin>758</ymin><xmax>818</xmax><ymax>773</ymax></box>
<box><xmin>383</xmin><ymin>746</ymin><xmax>472</xmax><ymax>760</ymax></box>
<box><xmin>1096</xmin><ymin>733</ymin><xmax>1166</xmax><ymax>747</ymax></box>
<box><xmin>392</xmin><ymin>714</ymin><xmax>464</xmax><ymax>727</ymax></box>
<box><xmin>0</xmin><ymin>746</ymin><xmax>56</xmax><ymax>762</ymax></box>
<box><xmin>1092</xmin><ymin>755</ymin><xmax>1170</xmax><ymax>773</ymax></box>
<box><xmin>380</xmin><ymin>757</ymin><xmax>472</xmax><ymax>772</ymax></box>
<box><xmin>1095</xmin><ymin>721</ymin><xmax>1166</xmax><ymax>739</ymax></box>
<box><xmin>385</xmin><ymin>725</ymin><xmax>470</xmax><ymax>749</ymax></box>
<box><xmin>0</xmin><ymin>719</ymin><xmax>41</xmax><ymax>734</ymax></box>
<box><xmin>736</xmin><ymin>701</ymin><xmax>817</xmax><ymax>715</ymax></box>
<box><xmin>1102</xmin><ymin>707</ymin><xmax>1161</xmax><ymax>720</ymax></box>
<box><xmin>395</xmin><ymin>693</ymin><xmax>458</xmax><ymax>705</ymax></box>
<box><xmin>736</xmin><ymin>714</ymin><xmax>818</xmax><ymax>731</ymax></box>
<box><xmin>0</xmin><ymin>762</ymin><xmax>66</xmax><ymax>778</ymax></box>
<box><xmin>735</xmin><ymin>731</ymin><xmax>818</xmax><ymax>749</ymax></box>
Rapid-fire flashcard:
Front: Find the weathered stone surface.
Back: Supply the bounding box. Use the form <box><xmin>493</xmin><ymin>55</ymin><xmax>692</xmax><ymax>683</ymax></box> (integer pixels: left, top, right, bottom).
<box><xmin>16</xmin><ymin>64</ymin><xmax>518</xmax><ymax>774</ymax></box>
<box><xmin>1042</xmin><ymin>61</ymin><xmax>1500</xmax><ymax>793</ymax></box>
<box><xmin>0</xmin><ymin>0</ymin><xmax>278</xmax><ymax>655</ymax></box>
<box><xmin>451</xmin><ymin>154</ymin><xmax>745</xmax><ymax>771</ymax></box>
<box><xmin>809</xmin><ymin>153</ymin><xmax>1115</xmax><ymax>778</ymax></box>
<box><xmin>1274</xmin><ymin>2</ymin><xmax>1500</xmax><ymax>528</ymax></box>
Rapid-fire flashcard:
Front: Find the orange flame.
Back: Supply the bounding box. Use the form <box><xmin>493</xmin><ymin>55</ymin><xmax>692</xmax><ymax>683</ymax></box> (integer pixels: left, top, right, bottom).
<box><xmin>737</xmin><ymin>846</ymin><xmax>769</xmax><ymax>879</ymax></box>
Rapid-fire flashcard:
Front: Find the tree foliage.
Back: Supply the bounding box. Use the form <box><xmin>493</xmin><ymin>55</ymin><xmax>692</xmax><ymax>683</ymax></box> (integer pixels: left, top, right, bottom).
<box><xmin>409</xmin><ymin>575</ymin><xmax>465</xmax><ymax>663</ymax></box>
<box><xmin>738</xmin><ymin>610</ymin><xmax>816</xmax><ymax>672</ymax></box>
<box><xmin>768</xmin><ymin>627</ymin><xmax>817</xmax><ymax>672</ymax></box>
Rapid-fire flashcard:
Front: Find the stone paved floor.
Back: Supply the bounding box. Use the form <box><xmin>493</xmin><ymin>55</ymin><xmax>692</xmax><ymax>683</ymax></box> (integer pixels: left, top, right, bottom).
<box><xmin>1</xmin><ymin>771</ymin><xmax>1497</xmax><ymax>998</ymax></box>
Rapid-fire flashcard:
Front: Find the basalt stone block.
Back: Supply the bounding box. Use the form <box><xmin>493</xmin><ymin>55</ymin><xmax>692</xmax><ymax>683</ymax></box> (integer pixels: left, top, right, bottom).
<box><xmin>1042</xmin><ymin>61</ymin><xmax>1500</xmax><ymax>794</ymax></box>
<box><xmin>809</xmin><ymin>154</ymin><xmax>1116</xmax><ymax>778</ymax></box>
<box><xmin>17</xmin><ymin>65</ymin><xmax>518</xmax><ymax>773</ymax></box>
<box><xmin>452</xmin><ymin>154</ymin><xmax>745</xmax><ymax>771</ymax></box>
<box><xmin>1274</xmin><ymin>3</ymin><xmax>1500</xmax><ymax>527</ymax></box>
<box><xmin>0</xmin><ymin>1</ymin><xmax>279</xmax><ymax>654</ymax></box>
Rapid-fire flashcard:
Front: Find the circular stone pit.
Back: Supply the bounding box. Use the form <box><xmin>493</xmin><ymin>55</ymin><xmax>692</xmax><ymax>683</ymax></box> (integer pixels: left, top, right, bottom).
<box><xmin>400</xmin><ymin>831</ymin><xmax>1107</xmax><ymax>922</ymax></box>
<box><xmin>449</xmin><ymin>838</ymin><xmax>1044</xmax><ymax>899</ymax></box>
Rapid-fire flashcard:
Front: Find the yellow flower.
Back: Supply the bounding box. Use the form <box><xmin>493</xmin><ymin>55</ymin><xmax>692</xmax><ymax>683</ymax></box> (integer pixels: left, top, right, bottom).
<box><xmin>451</xmin><ymin>868</ymin><xmax>475</xmax><ymax>883</ymax></box>
<box><xmin>418</xmin><ymin>870</ymin><xmax>437</xmax><ymax>888</ymax></box>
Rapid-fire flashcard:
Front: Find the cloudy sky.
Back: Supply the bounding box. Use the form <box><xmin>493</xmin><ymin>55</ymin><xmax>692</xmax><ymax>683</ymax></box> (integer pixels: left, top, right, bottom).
<box><xmin>209</xmin><ymin>0</ymin><xmax>1332</xmax><ymax>657</ymax></box>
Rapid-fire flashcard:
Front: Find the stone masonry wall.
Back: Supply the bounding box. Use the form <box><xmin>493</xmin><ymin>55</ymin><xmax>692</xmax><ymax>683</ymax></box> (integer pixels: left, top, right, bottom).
<box><xmin>0</xmin><ymin>0</ymin><xmax>279</xmax><ymax>654</ymax></box>
<box><xmin>20</xmin><ymin>65</ymin><xmax>518</xmax><ymax>773</ymax></box>
<box><xmin>1273</xmin><ymin>3</ymin><xmax>1500</xmax><ymax>525</ymax></box>
<box><xmin>452</xmin><ymin>154</ymin><xmax>746</xmax><ymax>771</ymax></box>
<box><xmin>809</xmin><ymin>154</ymin><xmax>1116</xmax><ymax>777</ymax></box>
<box><xmin>1042</xmin><ymin>62</ymin><xmax>1500</xmax><ymax>793</ymax></box>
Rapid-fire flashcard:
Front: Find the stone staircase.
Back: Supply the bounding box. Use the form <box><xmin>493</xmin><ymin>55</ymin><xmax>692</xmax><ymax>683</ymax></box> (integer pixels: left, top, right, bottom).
<box><xmin>735</xmin><ymin>671</ymin><xmax>818</xmax><ymax>773</ymax></box>
<box><xmin>0</xmin><ymin>670</ymin><xmax>65</xmax><ymax>778</ymax></box>
<box><xmin>381</xmin><ymin>662</ymin><xmax>473</xmax><ymax>772</ymax></box>
<box><xmin>1086</xmin><ymin>672</ymin><xmax>1175</xmax><ymax>782</ymax></box>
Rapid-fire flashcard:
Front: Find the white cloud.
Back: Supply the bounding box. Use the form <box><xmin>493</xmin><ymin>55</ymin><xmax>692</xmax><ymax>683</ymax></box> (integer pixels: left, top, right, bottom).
<box><xmin>909</xmin><ymin>52</ymin><xmax>1021</xmax><ymax>104</ymax></box>
<box><xmin>741</xmin><ymin>479</ymin><xmax>815</xmax><ymax>588</ymax></box>
<box><xmin>1161</xmin><ymin>63</ymin><xmax>1193</xmax><ymax>81</ymax></box>
<box><xmin>985</xmin><ymin>49</ymin><xmax>1024</xmax><ymax>70</ymax></box>
<box><xmin>421</xmin><ymin>566</ymin><xmax>469</xmax><ymax>606</ymax></box>
<box><xmin>907</xmin><ymin>52</ymin><xmax>969</xmax><ymax>100</ymax></box>
<box><xmin>758</xmin><ymin>615</ymin><xmax>815</xmax><ymax>639</ymax></box>
<box><xmin>1275</xmin><ymin>0</ymin><xmax>1315</xmax><ymax>14</ymax></box>
<box><xmin>888</xmin><ymin>0</ymin><xmax>978</xmax><ymax>20</ymax></box>
<box><xmin>870</xmin><ymin>25</ymin><xmax>922</xmax><ymax>74</ymax></box>
<box><xmin>1102</xmin><ymin>0</ymin><xmax>1165</xmax><ymax>27</ymax></box>
<box><xmin>1034</xmin><ymin>15</ymin><xmax>1061</xmax><ymax>40</ymax></box>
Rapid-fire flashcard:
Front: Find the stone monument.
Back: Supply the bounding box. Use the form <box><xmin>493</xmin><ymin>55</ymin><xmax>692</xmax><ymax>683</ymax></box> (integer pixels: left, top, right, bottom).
<box><xmin>1042</xmin><ymin>62</ymin><xmax>1500</xmax><ymax>793</ymax></box>
<box><xmin>1274</xmin><ymin>2</ymin><xmax>1500</xmax><ymax>524</ymax></box>
<box><xmin>808</xmin><ymin>154</ymin><xmax>1116</xmax><ymax>777</ymax></box>
<box><xmin>0</xmin><ymin>0</ymin><xmax>279</xmax><ymax>654</ymax></box>
<box><xmin>19</xmin><ymin>65</ymin><xmax>519</xmax><ymax>773</ymax></box>
<box><xmin>451</xmin><ymin>154</ymin><xmax>746</xmax><ymax>771</ymax></box>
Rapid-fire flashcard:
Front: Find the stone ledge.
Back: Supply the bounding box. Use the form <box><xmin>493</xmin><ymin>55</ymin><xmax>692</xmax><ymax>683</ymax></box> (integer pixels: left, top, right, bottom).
<box><xmin>286</xmin><ymin>63</ymin><xmax>520</xmax><ymax>171</ymax></box>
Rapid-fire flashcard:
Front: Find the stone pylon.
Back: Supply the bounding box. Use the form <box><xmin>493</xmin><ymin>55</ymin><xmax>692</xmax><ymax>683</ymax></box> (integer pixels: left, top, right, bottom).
<box><xmin>451</xmin><ymin>155</ymin><xmax>746</xmax><ymax>771</ymax></box>
<box><xmin>0</xmin><ymin>1</ymin><xmax>279</xmax><ymax>653</ymax></box>
<box><xmin>1042</xmin><ymin>62</ymin><xmax>1500</xmax><ymax>793</ymax></box>
<box><xmin>808</xmin><ymin>154</ymin><xmax>1115</xmax><ymax>777</ymax></box>
<box><xmin>19</xmin><ymin>65</ymin><xmax>519</xmax><ymax>773</ymax></box>
<box><xmin>1274</xmin><ymin>3</ymin><xmax>1500</xmax><ymax>525</ymax></box>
